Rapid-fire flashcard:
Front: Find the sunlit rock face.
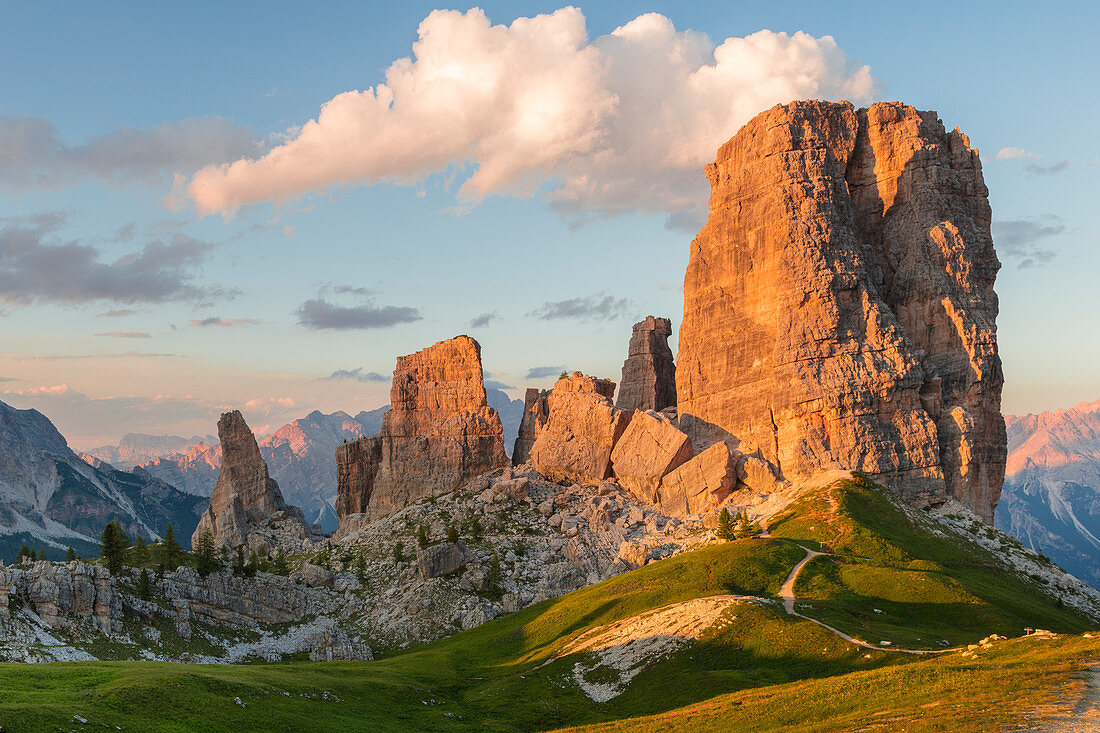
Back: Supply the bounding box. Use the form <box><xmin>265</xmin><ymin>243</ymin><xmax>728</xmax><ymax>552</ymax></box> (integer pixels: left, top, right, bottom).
<box><xmin>676</xmin><ymin>100</ymin><xmax>1005</xmax><ymax>520</ymax></box>
<box><xmin>529</xmin><ymin>373</ymin><xmax>630</xmax><ymax>486</ymax></box>
<box><xmin>336</xmin><ymin>336</ymin><xmax>508</xmax><ymax>521</ymax></box>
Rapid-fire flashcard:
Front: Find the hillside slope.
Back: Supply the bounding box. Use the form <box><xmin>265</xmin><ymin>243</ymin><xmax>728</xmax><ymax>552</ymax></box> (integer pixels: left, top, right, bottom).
<box><xmin>0</xmin><ymin>474</ymin><xmax>1095</xmax><ymax>731</ymax></box>
<box><xmin>0</xmin><ymin>400</ymin><xmax>205</xmax><ymax>561</ymax></box>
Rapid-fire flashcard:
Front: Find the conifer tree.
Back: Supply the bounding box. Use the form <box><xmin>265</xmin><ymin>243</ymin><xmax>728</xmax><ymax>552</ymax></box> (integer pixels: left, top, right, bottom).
<box><xmin>272</xmin><ymin>549</ymin><xmax>289</xmax><ymax>576</ymax></box>
<box><xmin>158</xmin><ymin>523</ymin><xmax>183</xmax><ymax>572</ymax></box>
<box><xmin>132</xmin><ymin>534</ymin><xmax>149</xmax><ymax>565</ymax></box>
<box><xmin>137</xmin><ymin>567</ymin><xmax>153</xmax><ymax>600</ymax></box>
<box><xmin>466</xmin><ymin>514</ymin><xmax>482</xmax><ymax>541</ymax></box>
<box><xmin>194</xmin><ymin>528</ymin><xmax>219</xmax><ymax>577</ymax></box>
<box><xmin>36</xmin><ymin>546</ymin><xmax>47</xmax><ymax>561</ymax></box>
<box><xmin>716</xmin><ymin>508</ymin><xmax>735</xmax><ymax>540</ymax></box>
<box><xmin>446</xmin><ymin>523</ymin><xmax>459</xmax><ymax>543</ymax></box>
<box><xmin>17</xmin><ymin>543</ymin><xmax>33</xmax><ymax>563</ymax></box>
<box><xmin>417</xmin><ymin>524</ymin><xmax>429</xmax><ymax>548</ymax></box>
<box><xmin>100</xmin><ymin>521</ymin><xmax>129</xmax><ymax>574</ymax></box>
<box><xmin>232</xmin><ymin>546</ymin><xmax>247</xmax><ymax>576</ymax></box>
<box><xmin>487</xmin><ymin>550</ymin><xmax>502</xmax><ymax>596</ymax></box>
<box><xmin>392</xmin><ymin>541</ymin><xmax>405</xmax><ymax>563</ymax></box>
<box><xmin>734</xmin><ymin>511</ymin><xmax>753</xmax><ymax>539</ymax></box>
<box><xmin>65</xmin><ymin>546</ymin><xmax>77</xmax><ymax>562</ymax></box>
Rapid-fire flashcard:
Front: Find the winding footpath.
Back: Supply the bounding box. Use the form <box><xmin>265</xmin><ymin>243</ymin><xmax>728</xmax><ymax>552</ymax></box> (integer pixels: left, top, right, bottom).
<box><xmin>777</xmin><ymin>542</ymin><xmax>945</xmax><ymax>655</ymax></box>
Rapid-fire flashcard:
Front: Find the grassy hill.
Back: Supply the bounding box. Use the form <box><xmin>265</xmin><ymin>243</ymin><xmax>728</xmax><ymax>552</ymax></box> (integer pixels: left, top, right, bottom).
<box><xmin>0</xmin><ymin>475</ymin><xmax>1095</xmax><ymax>731</ymax></box>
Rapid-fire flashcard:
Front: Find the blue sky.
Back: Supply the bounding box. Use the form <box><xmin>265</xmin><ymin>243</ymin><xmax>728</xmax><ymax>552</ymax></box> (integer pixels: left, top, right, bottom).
<box><xmin>0</xmin><ymin>1</ymin><xmax>1096</xmax><ymax>447</ymax></box>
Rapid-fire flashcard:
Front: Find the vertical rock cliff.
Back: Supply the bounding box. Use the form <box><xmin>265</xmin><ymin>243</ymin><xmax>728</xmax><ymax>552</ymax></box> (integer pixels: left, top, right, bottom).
<box><xmin>616</xmin><ymin>316</ymin><xmax>677</xmax><ymax>413</ymax></box>
<box><xmin>336</xmin><ymin>335</ymin><xmax>509</xmax><ymax>521</ymax></box>
<box><xmin>512</xmin><ymin>387</ymin><xmax>550</xmax><ymax>465</ymax></box>
<box><xmin>676</xmin><ymin>100</ymin><xmax>1005</xmax><ymax>520</ymax></box>
<box><xmin>192</xmin><ymin>410</ymin><xmax>315</xmax><ymax>551</ymax></box>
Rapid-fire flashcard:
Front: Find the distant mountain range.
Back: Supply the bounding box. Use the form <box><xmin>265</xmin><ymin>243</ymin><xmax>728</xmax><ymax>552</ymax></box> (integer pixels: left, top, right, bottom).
<box><xmin>994</xmin><ymin>399</ymin><xmax>1100</xmax><ymax>589</ymax></box>
<box><xmin>84</xmin><ymin>389</ymin><xmax>525</xmax><ymax>533</ymax></box>
<box><xmin>86</xmin><ymin>432</ymin><xmax>216</xmax><ymax>468</ymax></box>
<box><xmin>0</xmin><ymin>400</ymin><xmax>206</xmax><ymax>562</ymax></box>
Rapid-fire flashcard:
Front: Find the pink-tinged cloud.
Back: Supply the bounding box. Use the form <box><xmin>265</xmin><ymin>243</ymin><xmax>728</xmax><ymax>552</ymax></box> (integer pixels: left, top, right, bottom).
<box><xmin>95</xmin><ymin>331</ymin><xmax>152</xmax><ymax>339</ymax></box>
<box><xmin>186</xmin><ymin>8</ymin><xmax>877</xmax><ymax>224</ymax></box>
<box><xmin>188</xmin><ymin>317</ymin><xmax>261</xmax><ymax>328</ymax></box>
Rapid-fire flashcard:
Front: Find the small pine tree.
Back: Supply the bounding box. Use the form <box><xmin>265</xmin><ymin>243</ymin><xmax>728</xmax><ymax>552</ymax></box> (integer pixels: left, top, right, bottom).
<box><xmin>194</xmin><ymin>529</ymin><xmax>219</xmax><ymax>578</ymax></box>
<box><xmin>272</xmin><ymin>549</ymin><xmax>290</xmax><ymax>576</ymax></box>
<box><xmin>392</xmin><ymin>540</ymin><xmax>406</xmax><ymax>564</ymax></box>
<box><xmin>65</xmin><ymin>546</ymin><xmax>77</xmax><ymax>562</ymax></box>
<box><xmin>137</xmin><ymin>567</ymin><xmax>153</xmax><ymax>600</ymax></box>
<box><xmin>159</xmin><ymin>523</ymin><xmax>182</xmax><ymax>572</ymax></box>
<box><xmin>232</xmin><ymin>546</ymin><xmax>247</xmax><ymax>576</ymax></box>
<box><xmin>716</xmin><ymin>508</ymin><xmax>735</xmax><ymax>541</ymax></box>
<box><xmin>245</xmin><ymin>550</ymin><xmax>260</xmax><ymax>577</ymax></box>
<box><xmin>486</xmin><ymin>550</ymin><xmax>502</xmax><ymax>596</ymax></box>
<box><xmin>466</xmin><ymin>515</ymin><xmax>482</xmax><ymax>541</ymax></box>
<box><xmin>132</xmin><ymin>534</ymin><xmax>149</xmax><ymax>565</ymax></box>
<box><xmin>734</xmin><ymin>512</ymin><xmax>754</xmax><ymax>539</ymax></box>
<box><xmin>17</xmin><ymin>543</ymin><xmax>33</xmax><ymax>563</ymax></box>
<box><xmin>417</xmin><ymin>525</ymin><xmax>429</xmax><ymax>548</ymax></box>
<box><xmin>100</xmin><ymin>521</ymin><xmax>130</xmax><ymax>574</ymax></box>
<box><xmin>355</xmin><ymin>552</ymin><xmax>368</xmax><ymax>584</ymax></box>
<box><xmin>446</xmin><ymin>524</ymin><xmax>459</xmax><ymax>543</ymax></box>
<box><xmin>36</xmin><ymin>546</ymin><xmax>47</xmax><ymax>561</ymax></box>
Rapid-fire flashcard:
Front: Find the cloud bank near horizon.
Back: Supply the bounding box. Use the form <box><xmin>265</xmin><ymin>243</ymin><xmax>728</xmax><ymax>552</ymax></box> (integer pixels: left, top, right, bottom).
<box><xmin>187</xmin><ymin>7</ymin><xmax>877</xmax><ymax>226</ymax></box>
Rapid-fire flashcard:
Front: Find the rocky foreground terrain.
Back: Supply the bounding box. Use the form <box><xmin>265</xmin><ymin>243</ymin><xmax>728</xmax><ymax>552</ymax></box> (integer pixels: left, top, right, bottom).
<box><xmin>0</xmin><ymin>461</ymin><xmax>754</xmax><ymax>661</ymax></box>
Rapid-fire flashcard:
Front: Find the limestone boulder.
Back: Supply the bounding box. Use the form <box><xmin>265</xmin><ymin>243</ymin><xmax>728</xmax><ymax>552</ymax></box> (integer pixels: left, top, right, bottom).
<box><xmin>736</xmin><ymin>454</ymin><xmax>788</xmax><ymax>493</ymax></box>
<box><xmin>293</xmin><ymin>563</ymin><xmax>335</xmax><ymax>589</ymax></box>
<box><xmin>657</xmin><ymin>442</ymin><xmax>738</xmax><ymax>517</ymax></box>
<box><xmin>529</xmin><ymin>373</ymin><xmax>631</xmax><ymax>485</ymax></box>
<box><xmin>610</xmin><ymin>410</ymin><xmax>694</xmax><ymax>503</ymax></box>
<box><xmin>676</xmin><ymin>100</ymin><xmax>1006</xmax><ymax>519</ymax></box>
<box><xmin>417</xmin><ymin>541</ymin><xmax>470</xmax><ymax>580</ymax></box>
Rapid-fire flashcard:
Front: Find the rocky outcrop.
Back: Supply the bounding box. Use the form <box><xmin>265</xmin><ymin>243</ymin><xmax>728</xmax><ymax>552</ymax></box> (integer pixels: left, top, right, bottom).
<box><xmin>416</xmin><ymin>541</ymin><xmax>470</xmax><ymax>580</ymax></box>
<box><xmin>335</xmin><ymin>336</ymin><xmax>509</xmax><ymax>521</ymax></box>
<box><xmin>610</xmin><ymin>411</ymin><xmax>694</xmax><ymax>503</ymax></box>
<box><xmin>529</xmin><ymin>373</ymin><xmax>632</xmax><ymax>485</ymax></box>
<box><xmin>656</xmin><ymin>442</ymin><xmax>738</xmax><ymax>517</ymax></box>
<box><xmin>191</xmin><ymin>411</ymin><xmax>318</xmax><ymax>552</ymax></box>
<box><xmin>0</xmin><ymin>560</ymin><xmax>372</xmax><ymax>663</ymax></box>
<box><xmin>165</xmin><ymin>565</ymin><xmax>333</xmax><ymax>626</ymax></box>
<box><xmin>0</xmin><ymin>561</ymin><xmax>120</xmax><ymax>633</ymax></box>
<box><xmin>512</xmin><ymin>388</ymin><xmax>550</xmax><ymax>465</ymax></box>
<box><xmin>676</xmin><ymin>100</ymin><xmax>1005</xmax><ymax>520</ymax></box>
<box><xmin>616</xmin><ymin>317</ymin><xmax>677</xmax><ymax>413</ymax></box>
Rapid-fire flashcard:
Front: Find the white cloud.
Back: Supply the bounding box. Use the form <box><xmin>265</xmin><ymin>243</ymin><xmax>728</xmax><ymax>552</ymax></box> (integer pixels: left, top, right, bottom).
<box><xmin>187</xmin><ymin>8</ymin><xmax>877</xmax><ymax>222</ymax></box>
<box><xmin>996</xmin><ymin>147</ymin><xmax>1040</xmax><ymax>161</ymax></box>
